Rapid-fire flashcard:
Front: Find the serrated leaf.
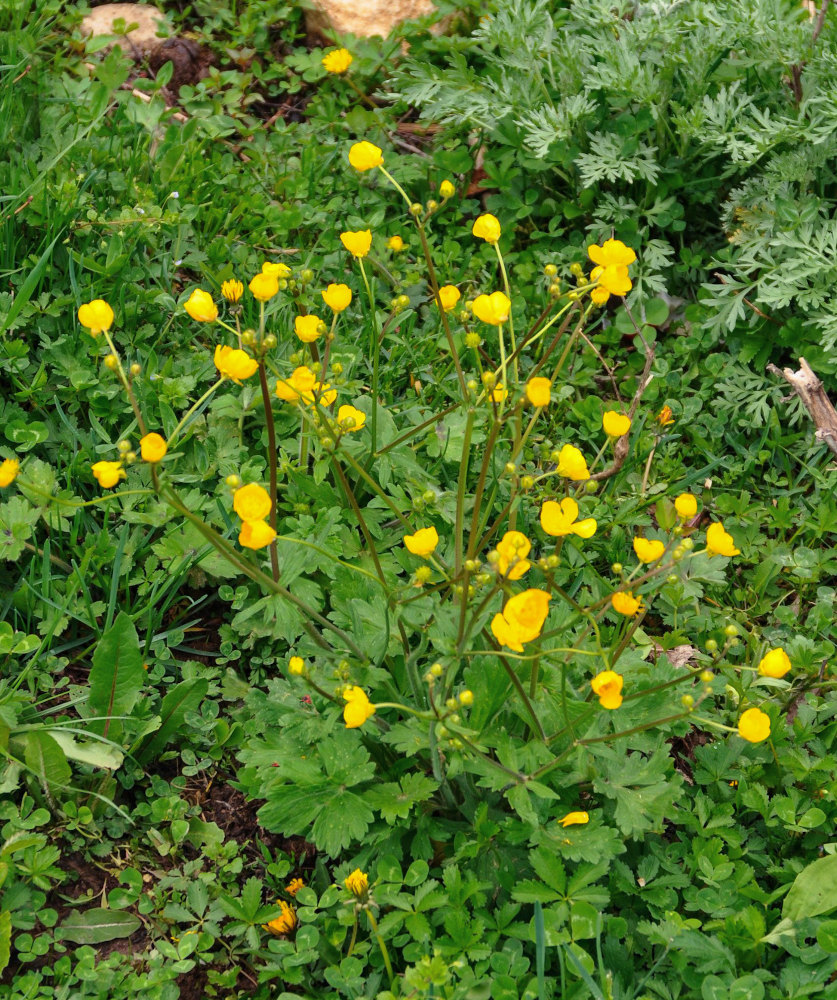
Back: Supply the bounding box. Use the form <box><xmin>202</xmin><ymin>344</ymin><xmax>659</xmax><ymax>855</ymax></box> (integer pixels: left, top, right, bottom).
<box><xmin>58</xmin><ymin>908</ymin><xmax>141</xmax><ymax>944</ymax></box>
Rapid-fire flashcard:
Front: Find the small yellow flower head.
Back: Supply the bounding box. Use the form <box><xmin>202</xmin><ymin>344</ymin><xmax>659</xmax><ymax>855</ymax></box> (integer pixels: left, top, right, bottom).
<box><xmin>286</xmin><ymin>878</ymin><xmax>305</xmax><ymax>896</ymax></box>
<box><xmin>310</xmin><ymin>382</ymin><xmax>337</xmax><ymax>407</ymax></box>
<box><xmin>439</xmin><ymin>179</ymin><xmax>456</xmax><ymax>199</ymax></box>
<box><xmin>78</xmin><ymin>299</ymin><xmax>115</xmax><ymax>335</ymax></box>
<box><xmin>348</xmin><ymin>141</ymin><xmax>384</xmax><ymax>172</ymax></box>
<box><xmin>214</xmin><ymin>344</ymin><xmax>259</xmax><ymax>383</ymax></box>
<box><xmin>263</xmin><ymin>899</ymin><xmax>297</xmax><ymax>936</ymax></box>
<box><xmin>343</xmin><ymin>687</ymin><xmax>375</xmax><ymax>729</ymax></box>
<box><xmin>404</xmin><ymin>526</ymin><xmax>439</xmax><ymax>557</ymax></box>
<box><xmin>611</xmin><ymin>590</ymin><xmax>643</xmax><ymax>616</ymax></box>
<box><xmin>526</xmin><ymin>377</ymin><xmax>552</xmax><ymax>408</ymax></box>
<box><xmin>674</xmin><ymin>493</ymin><xmax>698</xmax><ymax>519</ymax></box>
<box><xmin>472</xmin><ymin>291</ymin><xmax>511</xmax><ymax>325</ymax></box>
<box><xmin>91</xmin><ymin>460</ymin><xmax>126</xmax><ymax>489</ymax></box>
<box><xmin>588</xmin><ymin>239</ymin><xmax>636</xmax><ymax>269</ymax></box>
<box><xmin>491</xmin><ymin>589</ymin><xmax>551</xmax><ymax>652</ymax></box>
<box><xmin>276</xmin><ymin>366</ymin><xmax>318</xmax><ymax>403</ymax></box>
<box><xmin>249</xmin><ymin>272</ymin><xmax>279</xmax><ymax>302</ymax></box>
<box><xmin>344</xmin><ymin>868</ymin><xmax>369</xmax><ymax>897</ymax></box>
<box><xmin>340</xmin><ymin>229</ymin><xmax>372</xmax><ymax>258</ymax></box>
<box><xmin>0</xmin><ymin>458</ymin><xmax>20</xmax><ymax>488</ymax></box>
<box><xmin>139</xmin><ymin>433</ymin><xmax>167</xmax><ymax>464</ymax></box>
<box><xmin>540</xmin><ymin>498</ymin><xmax>597</xmax><ymax>539</ymax></box>
<box><xmin>555</xmin><ymin>444</ymin><xmax>590</xmax><ymax>481</ymax></box>
<box><xmin>559</xmin><ymin>811</ymin><xmax>589</xmax><ymax>828</ymax></box>
<box><xmin>657</xmin><ymin>405</ymin><xmax>675</xmax><ymax>427</ymax></box>
<box><xmin>758</xmin><ymin>647</ymin><xmax>791</xmax><ymax>679</ymax></box>
<box><xmin>490</xmin><ymin>383</ymin><xmax>507</xmax><ymax>403</ymax></box>
<box><xmin>495</xmin><ymin>531</ymin><xmax>532</xmax><ymax>580</ymax></box>
<box><xmin>239</xmin><ymin>519</ymin><xmax>277</xmax><ymax>550</ymax></box>
<box><xmin>322</xmin><ymin>47</ymin><xmax>352</xmax><ymax>74</ymax></box>
<box><xmin>338</xmin><ymin>404</ymin><xmax>366</xmax><ymax>432</ymax></box>
<box><xmin>591</xmin><ymin>669</ymin><xmax>624</xmax><ymax>709</ymax></box>
<box><xmin>234</xmin><ymin>483</ymin><xmax>272</xmax><ymax>523</ymax></box>
<box><xmin>738</xmin><ymin>707</ymin><xmax>771</xmax><ymax>743</ymax></box>
<box><xmin>386</xmin><ymin>235</ymin><xmax>405</xmax><ymax>252</ymax></box>
<box><xmin>262</xmin><ymin>261</ymin><xmax>292</xmax><ymax>277</ymax></box>
<box><xmin>590</xmin><ymin>286</ymin><xmax>611</xmax><ymax>306</ymax></box>
<box><xmin>183</xmin><ymin>289</ymin><xmax>218</xmax><ymax>323</ymax></box>
<box><xmin>221</xmin><ymin>279</ymin><xmax>244</xmax><ymax>303</ymax></box>
<box><xmin>288</xmin><ymin>656</ymin><xmax>305</xmax><ymax>676</ymax></box>
<box><xmin>603</xmin><ymin>411</ymin><xmax>631</xmax><ymax>438</ymax></box>
<box><xmin>633</xmin><ymin>537</ymin><xmax>665</xmax><ymax>564</ymax></box>
<box><xmin>322</xmin><ymin>283</ymin><xmax>352</xmax><ymax>312</ymax></box>
<box><xmin>295</xmin><ymin>314</ymin><xmax>323</xmax><ymax>343</ymax></box>
<box><xmin>706</xmin><ymin>521</ymin><xmax>740</xmax><ymax>558</ymax></box>
<box><xmin>472</xmin><ymin>214</ymin><xmax>501</xmax><ymax>244</ymax></box>
<box><xmin>438</xmin><ymin>285</ymin><xmax>461</xmax><ymax>312</ymax></box>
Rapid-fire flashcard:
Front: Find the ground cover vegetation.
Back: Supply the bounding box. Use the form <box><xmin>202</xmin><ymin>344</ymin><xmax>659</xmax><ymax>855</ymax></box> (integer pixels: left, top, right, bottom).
<box><xmin>1</xmin><ymin>0</ymin><xmax>837</xmax><ymax>998</ymax></box>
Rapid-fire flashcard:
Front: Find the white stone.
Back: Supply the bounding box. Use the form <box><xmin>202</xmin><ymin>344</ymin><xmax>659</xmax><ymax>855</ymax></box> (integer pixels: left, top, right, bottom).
<box><xmin>307</xmin><ymin>0</ymin><xmax>437</xmax><ymax>39</ymax></box>
<box><xmin>81</xmin><ymin>4</ymin><xmax>171</xmax><ymax>57</ymax></box>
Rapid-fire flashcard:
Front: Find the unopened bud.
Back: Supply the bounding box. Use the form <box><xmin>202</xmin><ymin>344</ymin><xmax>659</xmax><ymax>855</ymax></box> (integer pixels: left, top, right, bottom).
<box><xmin>409</xmin><ymin>202</ymin><xmax>423</xmax><ymax>216</ymax></box>
<box><xmin>681</xmin><ymin>694</ymin><xmax>694</xmax><ymax>709</ymax></box>
<box><xmin>129</xmin><ymin>362</ymin><xmax>141</xmax><ymax>376</ymax></box>
<box><xmin>263</xmin><ymin>334</ymin><xmax>277</xmax><ymax>349</ymax></box>
<box><xmin>430</xmin><ymin>663</ymin><xmax>443</xmax><ymax>677</ymax></box>
<box><xmin>459</xmin><ymin>689</ymin><xmax>474</xmax><ymax>706</ymax></box>
<box><xmin>104</xmin><ymin>354</ymin><xmax>118</xmax><ymax>370</ymax></box>
<box><xmin>544</xmin><ymin>264</ymin><xmax>557</xmax><ymax>277</ymax></box>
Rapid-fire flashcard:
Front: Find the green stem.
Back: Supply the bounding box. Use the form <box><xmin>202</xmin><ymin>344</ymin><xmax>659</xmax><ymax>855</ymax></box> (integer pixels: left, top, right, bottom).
<box><xmin>366</xmin><ymin>909</ymin><xmax>394</xmax><ymax>988</ymax></box>
<box><xmin>358</xmin><ymin>258</ymin><xmax>380</xmax><ymax>456</ymax></box>
<box><xmin>167</xmin><ymin>378</ymin><xmax>225</xmax><ymax>447</ymax></box>
<box><xmin>257</xmin><ymin>361</ymin><xmax>281</xmax><ymax>582</ymax></box>
<box><xmin>102</xmin><ymin>330</ymin><xmax>147</xmax><ymax>437</ymax></box>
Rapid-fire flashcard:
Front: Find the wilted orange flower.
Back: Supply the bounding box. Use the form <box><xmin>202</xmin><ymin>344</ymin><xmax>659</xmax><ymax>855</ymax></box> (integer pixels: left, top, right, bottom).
<box><xmin>263</xmin><ymin>900</ymin><xmax>297</xmax><ymax>935</ymax></box>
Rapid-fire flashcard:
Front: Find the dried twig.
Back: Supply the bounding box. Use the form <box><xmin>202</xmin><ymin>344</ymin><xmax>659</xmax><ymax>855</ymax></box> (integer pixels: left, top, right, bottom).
<box><xmin>767</xmin><ymin>356</ymin><xmax>837</xmax><ymax>456</ymax></box>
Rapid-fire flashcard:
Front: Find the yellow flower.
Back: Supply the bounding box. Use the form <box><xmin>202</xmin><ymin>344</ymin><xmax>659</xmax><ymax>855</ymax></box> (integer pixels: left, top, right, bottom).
<box><xmin>387</xmin><ymin>235</ymin><xmax>405</xmax><ymax>252</ymax></box>
<box><xmin>490</xmin><ymin>383</ymin><xmax>507</xmax><ymax>403</ymax></box>
<box><xmin>404</xmin><ymin>526</ymin><xmax>439</xmax><ymax>557</ymax></box>
<box><xmin>338</xmin><ymin>404</ymin><xmax>366</xmax><ymax>432</ymax></box>
<box><xmin>343</xmin><ymin>687</ymin><xmax>375</xmax><ymax>728</ymax></box>
<box><xmin>490</xmin><ymin>589</ymin><xmax>551</xmax><ymax>652</ymax></box>
<box><xmin>738</xmin><ymin>707</ymin><xmax>770</xmax><ymax>743</ymax></box>
<box><xmin>239</xmin><ymin>519</ymin><xmax>277</xmax><ymax>550</ymax></box>
<box><xmin>611</xmin><ymin>590</ymin><xmax>643</xmax><ymax>616</ymax></box>
<box><xmin>0</xmin><ymin>458</ymin><xmax>20</xmax><ymax>488</ymax></box>
<box><xmin>758</xmin><ymin>647</ymin><xmax>791</xmax><ymax>679</ymax></box>
<box><xmin>344</xmin><ymin>868</ymin><xmax>369</xmax><ymax>897</ymax></box>
<box><xmin>349</xmin><ymin>141</ymin><xmax>383</xmax><ymax>171</ymax></box>
<box><xmin>214</xmin><ymin>344</ymin><xmax>259</xmax><ymax>383</ymax></box>
<box><xmin>472</xmin><ymin>214</ymin><xmax>501</xmax><ymax>243</ymax></box>
<box><xmin>276</xmin><ymin>366</ymin><xmax>318</xmax><ymax>403</ymax></box>
<box><xmin>586</xmin><ymin>242</ymin><xmax>635</xmax><ymax>303</ymax></box>
<box><xmin>590</xmin><ymin>286</ymin><xmax>610</xmax><ymax>306</ymax></box>
<box><xmin>706</xmin><ymin>521</ymin><xmax>740</xmax><ymax>558</ymax></box>
<box><xmin>555</xmin><ymin>444</ymin><xmax>590</xmax><ymax>481</ymax></box>
<box><xmin>262</xmin><ymin>262</ymin><xmax>292</xmax><ymax>277</ymax></box>
<box><xmin>588</xmin><ymin>239</ymin><xmax>637</xmax><ymax>269</ymax></box>
<box><xmin>322</xmin><ymin>48</ymin><xmax>352</xmax><ymax>74</ymax></box>
<box><xmin>340</xmin><ymin>229</ymin><xmax>372</xmax><ymax>258</ymax></box>
<box><xmin>657</xmin><ymin>405</ymin><xmax>675</xmax><ymax>427</ymax></box>
<box><xmin>540</xmin><ymin>498</ymin><xmax>597</xmax><ymax>539</ymax></box>
<box><xmin>309</xmin><ymin>382</ymin><xmax>337</xmax><ymax>407</ymax></box>
<box><xmin>322</xmin><ymin>284</ymin><xmax>352</xmax><ymax>312</ymax></box>
<box><xmin>526</xmin><ymin>377</ymin><xmax>551</xmax><ymax>407</ymax></box>
<box><xmin>472</xmin><ymin>291</ymin><xmax>511</xmax><ymax>325</ymax></box>
<box><xmin>288</xmin><ymin>656</ymin><xmax>305</xmax><ymax>676</ymax></box>
<box><xmin>295</xmin><ymin>315</ymin><xmax>322</xmax><ymax>343</ymax></box>
<box><xmin>495</xmin><ymin>531</ymin><xmax>532</xmax><ymax>581</ymax></box>
<box><xmin>286</xmin><ymin>878</ymin><xmax>304</xmax><ymax>896</ymax></box>
<box><xmin>633</xmin><ymin>537</ymin><xmax>665</xmax><ymax>563</ymax></box>
<box><xmin>183</xmin><ymin>289</ymin><xmax>218</xmax><ymax>323</ymax></box>
<box><xmin>249</xmin><ymin>272</ymin><xmax>279</xmax><ymax>302</ymax></box>
<box><xmin>439</xmin><ymin>179</ymin><xmax>455</xmax><ymax>199</ymax></box>
<box><xmin>263</xmin><ymin>899</ymin><xmax>297</xmax><ymax>936</ymax></box>
<box><xmin>78</xmin><ymin>299</ymin><xmax>115</xmax><ymax>335</ymax></box>
<box><xmin>438</xmin><ymin>285</ymin><xmax>461</xmax><ymax>312</ymax></box>
<box><xmin>591</xmin><ymin>670</ymin><xmax>624</xmax><ymax>709</ymax></box>
<box><xmin>233</xmin><ymin>483</ymin><xmax>271</xmax><ymax>524</ymax></box>
<box><xmin>603</xmin><ymin>411</ymin><xmax>631</xmax><ymax>437</ymax></box>
<box><xmin>590</xmin><ymin>264</ymin><xmax>632</xmax><ymax>299</ymax></box>
<box><xmin>674</xmin><ymin>493</ymin><xmax>697</xmax><ymax>519</ymax></box>
<box><xmin>221</xmin><ymin>279</ymin><xmax>243</xmax><ymax>303</ymax></box>
<box><xmin>91</xmin><ymin>461</ymin><xmax>125</xmax><ymax>489</ymax></box>
<box><xmin>559</xmin><ymin>811</ymin><xmax>589</xmax><ymax>827</ymax></box>
<box><xmin>139</xmin><ymin>433</ymin><xmax>167</xmax><ymax>464</ymax></box>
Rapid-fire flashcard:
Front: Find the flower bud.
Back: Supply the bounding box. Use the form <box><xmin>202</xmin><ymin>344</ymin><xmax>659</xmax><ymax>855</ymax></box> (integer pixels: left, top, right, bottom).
<box><xmin>611</xmin><ymin>563</ymin><xmax>623</xmax><ymax>574</ymax></box>
<box><xmin>118</xmin><ymin>439</ymin><xmax>131</xmax><ymax>453</ymax></box>
<box><xmin>104</xmin><ymin>354</ymin><xmax>118</xmax><ymax>370</ymax></box>
<box><xmin>289</xmin><ymin>352</ymin><xmax>301</xmax><ymax>365</ymax></box>
<box><xmin>422</xmin><ymin>489</ymin><xmax>436</xmax><ymax>504</ymax></box>
<box><xmin>459</xmin><ymin>689</ymin><xmax>474</xmax><ymax>706</ymax></box>
<box><xmin>465</xmin><ymin>332</ymin><xmax>481</xmax><ymax>348</ymax></box>
<box><xmin>681</xmin><ymin>694</ymin><xmax>694</xmax><ymax>709</ymax></box>
<box><xmin>486</xmin><ymin>550</ymin><xmax>500</xmax><ymax>565</ymax></box>
<box><xmin>241</xmin><ymin>329</ymin><xmax>256</xmax><ymax>346</ymax></box>
<box><xmin>430</xmin><ymin>662</ymin><xmax>443</xmax><ymax>677</ymax></box>
<box><xmin>481</xmin><ymin>371</ymin><xmax>496</xmax><ymax>388</ymax></box>
<box><xmin>682</xmin><ymin>537</ymin><xmax>694</xmax><ymax>550</ymax></box>
<box><xmin>332</xmin><ymin>362</ymin><xmax>343</xmax><ymax>375</ymax></box>
<box><xmin>125</xmin><ymin>451</ymin><xmax>136</xmax><ymax>463</ymax></box>
<box><xmin>466</xmin><ymin>379</ymin><xmax>478</xmax><ymax>392</ymax></box>
<box><xmin>263</xmin><ymin>334</ymin><xmax>277</xmax><ymax>349</ymax></box>
<box><xmin>724</xmin><ymin>624</ymin><xmax>739</xmax><ymax>637</ymax></box>
<box><xmin>544</xmin><ymin>264</ymin><xmax>557</xmax><ymax>277</ymax></box>
<box><xmin>464</xmin><ymin>559</ymin><xmax>479</xmax><ymax>572</ymax></box>
<box><xmin>426</xmin><ymin>200</ymin><xmax>438</xmax><ymax>213</ymax></box>
<box><xmin>414</xmin><ymin>565</ymin><xmax>432</xmax><ymax>584</ymax></box>
<box><xmin>549</xmin><ymin>450</ymin><xmax>562</xmax><ymax>463</ymax></box>
<box><xmin>705</xmin><ymin>639</ymin><xmax>718</xmax><ymax>653</ymax></box>
<box><xmin>700</xmin><ymin>670</ymin><xmax>714</xmax><ymax>683</ymax></box>
<box><xmin>546</xmin><ymin>554</ymin><xmax>560</xmax><ymax>569</ymax></box>
<box><xmin>409</xmin><ymin>203</ymin><xmax>423</xmax><ymax>216</ymax></box>
<box><xmin>548</xmin><ymin>282</ymin><xmax>561</xmax><ymax>297</ymax></box>
<box><xmin>504</xmin><ymin>462</ymin><xmax>516</xmax><ymax>476</ymax></box>
<box><xmin>672</xmin><ymin>547</ymin><xmax>685</xmax><ymax>561</ymax></box>
<box><xmin>278</xmin><ymin>279</ymin><xmax>288</xmax><ymax>291</ymax></box>
<box><xmin>225</xmin><ymin>474</ymin><xmax>241</xmax><ymax>488</ymax></box>
<box><xmin>585</xmin><ymin>480</ymin><xmax>598</xmax><ymax>493</ymax></box>
<box><xmin>521</xmin><ymin>475</ymin><xmax>534</xmax><ymax>490</ymax></box>
<box><xmin>449</xmin><ymin>712</ymin><xmax>461</xmax><ymax>724</ymax></box>
<box><xmin>129</xmin><ymin>362</ymin><xmax>142</xmax><ymax>376</ymax></box>
<box><xmin>460</xmin><ymin>310</ymin><xmax>472</xmax><ymax>323</ymax></box>
<box><xmin>667</xmin><ymin>574</ymin><xmax>679</xmax><ymax>584</ymax></box>
<box><xmin>476</xmin><ymin>572</ymin><xmax>492</xmax><ymax>585</ymax></box>
<box><xmin>445</xmin><ymin>697</ymin><xmax>457</xmax><ymax>710</ymax></box>
<box><xmin>301</xmin><ymin>269</ymin><xmax>314</xmax><ymax>283</ymax></box>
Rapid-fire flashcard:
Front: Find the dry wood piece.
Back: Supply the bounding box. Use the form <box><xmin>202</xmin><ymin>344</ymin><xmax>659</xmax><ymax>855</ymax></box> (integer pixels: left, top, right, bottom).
<box><xmin>767</xmin><ymin>357</ymin><xmax>837</xmax><ymax>456</ymax></box>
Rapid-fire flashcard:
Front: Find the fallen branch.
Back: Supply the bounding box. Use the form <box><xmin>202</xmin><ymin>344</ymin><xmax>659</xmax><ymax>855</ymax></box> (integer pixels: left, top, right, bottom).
<box><xmin>767</xmin><ymin>356</ymin><xmax>837</xmax><ymax>456</ymax></box>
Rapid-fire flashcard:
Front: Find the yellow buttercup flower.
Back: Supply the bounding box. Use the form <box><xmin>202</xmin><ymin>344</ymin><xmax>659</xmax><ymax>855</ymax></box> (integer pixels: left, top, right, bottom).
<box><xmin>587</xmin><ymin>241</ymin><xmax>635</xmax><ymax>304</ymax></box>
<box><xmin>249</xmin><ymin>272</ymin><xmax>279</xmax><ymax>302</ymax></box>
<box><xmin>404</xmin><ymin>526</ymin><xmax>439</xmax><ymax>557</ymax></box>
<box><xmin>286</xmin><ymin>878</ymin><xmax>304</xmax><ymax>896</ymax></box>
<box><xmin>540</xmin><ymin>498</ymin><xmax>597</xmax><ymax>539</ymax></box>
<box><xmin>611</xmin><ymin>590</ymin><xmax>643</xmax><ymax>616</ymax></box>
<box><xmin>490</xmin><ymin>383</ymin><xmax>507</xmax><ymax>403</ymax></box>
<box><xmin>343</xmin><ymin>688</ymin><xmax>375</xmax><ymax>729</ymax></box>
<box><xmin>344</xmin><ymin>868</ymin><xmax>369</xmax><ymax>897</ymax></box>
<box><xmin>263</xmin><ymin>900</ymin><xmax>297</xmax><ymax>936</ymax></box>
<box><xmin>633</xmin><ymin>537</ymin><xmax>665</xmax><ymax>563</ymax></box>
<box><xmin>338</xmin><ymin>404</ymin><xmax>366</xmax><ymax>432</ymax></box>
<box><xmin>559</xmin><ymin>811</ymin><xmax>589</xmax><ymax>827</ymax></box>
<box><xmin>139</xmin><ymin>433</ymin><xmax>167</xmax><ymax>464</ymax></box>
<box><xmin>738</xmin><ymin>707</ymin><xmax>770</xmax><ymax>743</ymax></box>
<box><xmin>555</xmin><ymin>444</ymin><xmax>590</xmax><ymax>481</ymax></box>
<box><xmin>78</xmin><ymin>299</ymin><xmax>115</xmax><ymax>335</ymax></box>
<box><xmin>438</xmin><ymin>285</ymin><xmax>461</xmax><ymax>312</ymax></box>
<box><xmin>387</xmin><ymin>235</ymin><xmax>405</xmax><ymax>252</ymax></box>
<box><xmin>591</xmin><ymin>670</ymin><xmax>624</xmax><ymax>709</ymax></box>
<box><xmin>439</xmin><ymin>179</ymin><xmax>456</xmax><ymax>199</ymax></box>
<box><xmin>495</xmin><ymin>531</ymin><xmax>532</xmax><ymax>581</ymax></box>
<box><xmin>526</xmin><ymin>377</ymin><xmax>551</xmax><ymax>407</ymax></box>
<box><xmin>758</xmin><ymin>647</ymin><xmax>791</xmax><ymax>679</ymax></box>
<box><xmin>0</xmin><ymin>458</ymin><xmax>20</xmax><ymax>488</ymax></box>
<box><xmin>262</xmin><ymin>261</ymin><xmax>291</xmax><ymax>277</ymax></box>
<box><xmin>295</xmin><ymin>315</ymin><xmax>322</xmax><ymax>343</ymax></box>
<box><xmin>490</xmin><ymin>589</ymin><xmax>551</xmax><ymax>652</ymax></box>
<box><xmin>322</xmin><ymin>48</ymin><xmax>352</xmax><ymax>74</ymax></box>
<box><xmin>603</xmin><ymin>411</ymin><xmax>631</xmax><ymax>437</ymax></box>
<box><xmin>276</xmin><ymin>366</ymin><xmax>318</xmax><ymax>403</ymax></box>
<box><xmin>288</xmin><ymin>656</ymin><xmax>305</xmax><ymax>676</ymax></box>
<box><xmin>183</xmin><ymin>289</ymin><xmax>218</xmax><ymax>323</ymax></box>
<box><xmin>309</xmin><ymin>382</ymin><xmax>336</xmax><ymax>407</ymax></box>
<box><xmin>349</xmin><ymin>141</ymin><xmax>383</xmax><ymax>172</ymax></box>
<box><xmin>322</xmin><ymin>284</ymin><xmax>352</xmax><ymax>312</ymax></box>
<box><xmin>472</xmin><ymin>214</ymin><xmax>501</xmax><ymax>243</ymax></box>
<box><xmin>221</xmin><ymin>279</ymin><xmax>243</xmax><ymax>303</ymax></box>
<box><xmin>590</xmin><ymin>286</ymin><xmax>610</xmax><ymax>306</ymax></box>
<box><xmin>233</xmin><ymin>483</ymin><xmax>272</xmax><ymax>523</ymax></box>
<box><xmin>340</xmin><ymin>229</ymin><xmax>372</xmax><ymax>258</ymax></box>
<box><xmin>706</xmin><ymin>521</ymin><xmax>740</xmax><ymax>558</ymax></box>
<box><xmin>239</xmin><ymin>519</ymin><xmax>277</xmax><ymax>550</ymax></box>
<box><xmin>214</xmin><ymin>344</ymin><xmax>258</xmax><ymax>383</ymax></box>
<box><xmin>91</xmin><ymin>461</ymin><xmax>125</xmax><ymax>489</ymax></box>
<box><xmin>588</xmin><ymin>239</ymin><xmax>636</xmax><ymax>269</ymax></box>
<box><xmin>674</xmin><ymin>493</ymin><xmax>697</xmax><ymax>519</ymax></box>
<box><xmin>472</xmin><ymin>291</ymin><xmax>511</xmax><ymax>325</ymax></box>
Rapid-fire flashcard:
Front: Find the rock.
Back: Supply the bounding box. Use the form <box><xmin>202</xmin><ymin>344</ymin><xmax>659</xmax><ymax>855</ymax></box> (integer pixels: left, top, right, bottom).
<box><xmin>81</xmin><ymin>3</ymin><xmax>171</xmax><ymax>58</ymax></box>
<box><xmin>307</xmin><ymin>0</ymin><xmax>437</xmax><ymax>39</ymax></box>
